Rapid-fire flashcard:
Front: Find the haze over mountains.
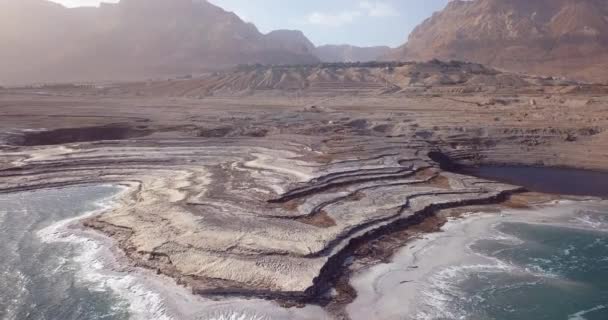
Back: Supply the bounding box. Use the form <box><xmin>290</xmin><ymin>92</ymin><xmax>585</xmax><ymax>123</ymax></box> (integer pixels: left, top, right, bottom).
<box><xmin>0</xmin><ymin>0</ymin><xmax>319</xmax><ymax>84</ymax></box>
<box><xmin>2</xmin><ymin>0</ymin><xmax>608</xmax><ymax>84</ymax></box>
<box><xmin>390</xmin><ymin>0</ymin><xmax>608</xmax><ymax>82</ymax></box>
<box><xmin>314</xmin><ymin>45</ymin><xmax>392</xmax><ymax>64</ymax></box>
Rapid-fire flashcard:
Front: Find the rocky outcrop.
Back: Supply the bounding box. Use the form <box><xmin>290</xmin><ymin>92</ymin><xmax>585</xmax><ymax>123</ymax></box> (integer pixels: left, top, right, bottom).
<box><xmin>0</xmin><ymin>118</ymin><xmax>520</xmax><ymax>300</ymax></box>
<box><xmin>0</xmin><ymin>0</ymin><xmax>319</xmax><ymax>85</ymax></box>
<box><xmin>116</xmin><ymin>60</ymin><xmax>604</xmax><ymax>97</ymax></box>
<box><xmin>390</xmin><ymin>0</ymin><xmax>608</xmax><ymax>82</ymax></box>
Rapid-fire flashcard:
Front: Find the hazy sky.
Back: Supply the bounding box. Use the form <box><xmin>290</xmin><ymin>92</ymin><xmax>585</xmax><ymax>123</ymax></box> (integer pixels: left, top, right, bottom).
<box><xmin>52</xmin><ymin>0</ymin><xmax>450</xmax><ymax>47</ymax></box>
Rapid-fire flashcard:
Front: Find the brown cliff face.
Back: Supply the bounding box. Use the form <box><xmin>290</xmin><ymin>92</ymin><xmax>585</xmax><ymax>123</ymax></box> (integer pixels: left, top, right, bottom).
<box><xmin>0</xmin><ymin>0</ymin><xmax>319</xmax><ymax>85</ymax></box>
<box><xmin>391</xmin><ymin>0</ymin><xmax>608</xmax><ymax>82</ymax></box>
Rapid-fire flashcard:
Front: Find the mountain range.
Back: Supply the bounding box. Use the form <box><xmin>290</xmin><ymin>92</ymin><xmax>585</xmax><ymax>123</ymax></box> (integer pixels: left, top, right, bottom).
<box><xmin>0</xmin><ymin>0</ymin><xmax>320</xmax><ymax>84</ymax></box>
<box><xmin>390</xmin><ymin>0</ymin><xmax>608</xmax><ymax>82</ymax></box>
<box><xmin>2</xmin><ymin>0</ymin><xmax>608</xmax><ymax>84</ymax></box>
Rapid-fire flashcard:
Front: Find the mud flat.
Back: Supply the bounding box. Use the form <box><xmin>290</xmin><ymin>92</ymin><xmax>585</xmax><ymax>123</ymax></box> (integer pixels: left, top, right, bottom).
<box><xmin>2</xmin><ymin>62</ymin><xmax>608</xmax><ymax>318</ymax></box>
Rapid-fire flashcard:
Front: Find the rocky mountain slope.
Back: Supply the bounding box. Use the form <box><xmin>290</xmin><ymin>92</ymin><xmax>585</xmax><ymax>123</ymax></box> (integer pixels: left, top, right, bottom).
<box><xmin>0</xmin><ymin>0</ymin><xmax>319</xmax><ymax>84</ymax></box>
<box><xmin>390</xmin><ymin>0</ymin><xmax>608</xmax><ymax>82</ymax></box>
<box><xmin>315</xmin><ymin>45</ymin><xmax>392</xmax><ymax>63</ymax></box>
<box><xmin>114</xmin><ymin>61</ymin><xmax>598</xmax><ymax>97</ymax></box>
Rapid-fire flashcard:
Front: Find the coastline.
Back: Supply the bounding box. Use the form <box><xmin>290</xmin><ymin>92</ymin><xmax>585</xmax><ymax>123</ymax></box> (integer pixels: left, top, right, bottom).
<box><xmin>346</xmin><ymin>198</ymin><xmax>608</xmax><ymax>320</ymax></box>
<box><xmin>14</xmin><ymin>182</ymin><xmax>608</xmax><ymax>320</ymax></box>
<box><xmin>35</xmin><ymin>184</ymin><xmax>330</xmax><ymax>320</ymax></box>
<box><xmin>36</xmin><ymin>184</ymin><xmax>175</xmax><ymax>320</ymax></box>
<box><xmin>2</xmin><ymin>51</ymin><xmax>608</xmax><ymax>320</ymax></box>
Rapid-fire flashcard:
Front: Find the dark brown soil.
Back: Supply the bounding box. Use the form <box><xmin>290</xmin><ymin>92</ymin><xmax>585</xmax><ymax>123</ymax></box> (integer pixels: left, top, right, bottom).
<box><xmin>296</xmin><ymin>210</ymin><xmax>337</xmax><ymax>228</ymax></box>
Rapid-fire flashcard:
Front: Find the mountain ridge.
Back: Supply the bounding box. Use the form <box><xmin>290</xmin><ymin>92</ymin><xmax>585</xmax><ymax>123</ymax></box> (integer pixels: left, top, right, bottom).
<box><xmin>389</xmin><ymin>0</ymin><xmax>608</xmax><ymax>82</ymax></box>
<box><xmin>0</xmin><ymin>0</ymin><xmax>320</xmax><ymax>84</ymax></box>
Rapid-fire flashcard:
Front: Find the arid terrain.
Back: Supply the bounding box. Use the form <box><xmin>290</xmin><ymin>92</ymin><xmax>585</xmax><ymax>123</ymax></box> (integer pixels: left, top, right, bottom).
<box><xmin>6</xmin><ymin>0</ymin><xmax>608</xmax><ymax>86</ymax></box>
<box><xmin>389</xmin><ymin>0</ymin><xmax>608</xmax><ymax>82</ymax></box>
<box><xmin>2</xmin><ymin>61</ymin><xmax>608</xmax><ymax>318</ymax></box>
<box><xmin>2</xmin><ymin>0</ymin><xmax>608</xmax><ymax>318</ymax></box>
<box><xmin>0</xmin><ymin>0</ymin><xmax>319</xmax><ymax>84</ymax></box>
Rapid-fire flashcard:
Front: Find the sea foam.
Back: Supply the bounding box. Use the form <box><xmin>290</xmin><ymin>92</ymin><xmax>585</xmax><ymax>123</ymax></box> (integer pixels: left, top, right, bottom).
<box><xmin>37</xmin><ymin>186</ymin><xmax>174</xmax><ymax>320</ymax></box>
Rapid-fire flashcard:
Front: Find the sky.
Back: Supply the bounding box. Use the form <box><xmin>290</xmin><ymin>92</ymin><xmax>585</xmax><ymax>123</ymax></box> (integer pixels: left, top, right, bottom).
<box><xmin>51</xmin><ymin>0</ymin><xmax>450</xmax><ymax>47</ymax></box>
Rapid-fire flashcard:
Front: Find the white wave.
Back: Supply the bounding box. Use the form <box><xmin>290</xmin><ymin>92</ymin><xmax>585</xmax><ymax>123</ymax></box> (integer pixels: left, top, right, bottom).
<box><xmin>564</xmin><ymin>244</ymin><xmax>576</xmax><ymax>256</ymax></box>
<box><xmin>36</xmin><ymin>186</ymin><xmax>126</xmax><ymax>243</ymax></box>
<box><xmin>368</xmin><ymin>200</ymin><xmax>608</xmax><ymax>320</ymax></box>
<box><xmin>37</xmin><ymin>186</ymin><xmax>174</xmax><ymax>320</ymax></box>
<box><xmin>475</xmin><ymin>223</ymin><xmax>525</xmax><ymax>247</ymax></box>
<box><xmin>72</xmin><ymin>237</ymin><xmax>172</xmax><ymax>320</ymax></box>
<box><xmin>415</xmin><ymin>257</ymin><xmax>557</xmax><ymax>320</ymax></box>
<box><xmin>414</xmin><ymin>220</ymin><xmax>564</xmax><ymax>320</ymax></box>
<box><xmin>573</xmin><ymin>214</ymin><xmax>607</xmax><ymax>230</ymax></box>
<box><xmin>201</xmin><ymin>310</ymin><xmax>271</xmax><ymax>320</ymax></box>
<box><xmin>568</xmin><ymin>305</ymin><xmax>606</xmax><ymax>320</ymax></box>
<box><xmin>415</xmin><ymin>260</ymin><xmax>519</xmax><ymax>320</ymax></box>
<box><xmin>2</xmin><ymin>270</ymin><xmax>29</xmax><ymax>320</ymax></box>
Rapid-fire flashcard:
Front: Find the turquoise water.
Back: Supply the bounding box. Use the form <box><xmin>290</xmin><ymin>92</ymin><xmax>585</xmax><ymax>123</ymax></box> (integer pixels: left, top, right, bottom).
<box><xmin>0</xmin><ymin>186</ymin><xmax>129</xmax><ymax>320</ymax></box>
<box><xmin>435</xmin><ymin>213</ymin><xmax>608</xmax><ymax>320</ymax></box>
<box><xmin>2</xmin><ymin>185</ymin><xmax>607</xmax><ymax>320</ymax></box>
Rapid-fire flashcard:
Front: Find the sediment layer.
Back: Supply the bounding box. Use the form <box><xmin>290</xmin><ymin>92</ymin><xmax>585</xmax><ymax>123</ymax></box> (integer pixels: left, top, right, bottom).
<box><xmin>2</xmin><ymin>65</ymin><xmax>608</xmax><ymax>313</ymax></box>
<box><xmin>0</xmin><ymin>129</ymin><xmax>520</xmax><ymax>297</ymax></box>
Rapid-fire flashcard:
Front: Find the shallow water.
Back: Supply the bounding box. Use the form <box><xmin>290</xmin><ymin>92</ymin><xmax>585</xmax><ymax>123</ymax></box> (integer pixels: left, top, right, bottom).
<box><xmin>437</xmin><ymin>220</ymin><xmax>608</xmax><ymax>320</ymax></box>
<box><xmin>0</xmin><ymin>185</ymin><xmax>128</xmax><ymax>320</ymax></box>
<box><xmin>347</xmin><ymin>201</ymin><xmax>608</xmax><ymax>320</ymax></box>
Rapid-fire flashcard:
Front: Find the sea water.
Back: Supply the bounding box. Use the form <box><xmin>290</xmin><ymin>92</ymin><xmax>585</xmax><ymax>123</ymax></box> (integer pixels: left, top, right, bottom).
<box><xmin>457</xmin><ymin>165</ymin><xmax>608</xmax><ymax>198</ymax></box>
<box><xmin>0</xmin><ymin>185</ymin><xmax>130</xmax><ymax>320</ymax></box>
<box><xmin>0</xmin><ymin>185</ymin><xmax>330</xmax><ymax>320</ymax></box>
<box><xmin>419</xmin><ymin>209</ymin><xmax>608</xmax><ymax>320</ymax></box>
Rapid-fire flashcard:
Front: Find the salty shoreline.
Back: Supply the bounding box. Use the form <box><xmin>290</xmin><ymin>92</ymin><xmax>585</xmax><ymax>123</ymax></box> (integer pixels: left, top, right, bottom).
<box><xmin>3</xmin><ymin>169</ymin><xmax>607</xmax><ymax>320</ymax></box>
<box><xmin>37</xmin><ymin>184</ymin><xmax>174</xmax><ymax>320</ymax></box>
<box><xmin>35</xmin><ymin>184</ymin><xmax>330</xmax><ymax>320</ymax></box>
<box><xmin>9</xmin><ymin>176</ymin><xmax>608</xmax><ymax>320</ymax></box>
<box><xmin>3</xmin><ymin>81</ymin><xmax>608</xmax><ymax>319</ymax></box>
<box><xmin>347</xmin><ymin>199</ymin><xmax>608</xmax><ymax>320</ymax></box>
<box><xmin>34</xmin><ymin>186</ymin><xmax>608</xmax><ymax>320</ymax></box>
